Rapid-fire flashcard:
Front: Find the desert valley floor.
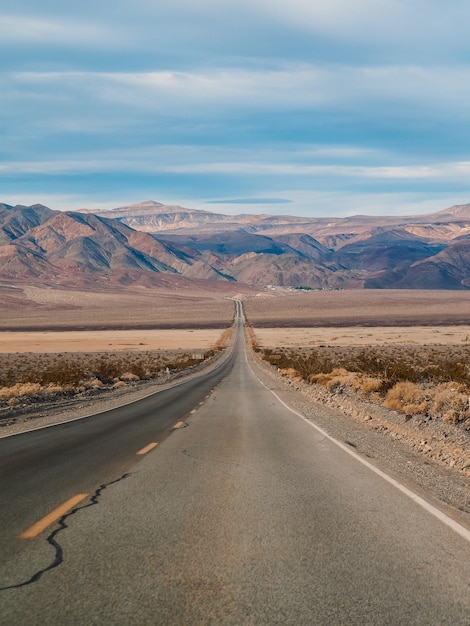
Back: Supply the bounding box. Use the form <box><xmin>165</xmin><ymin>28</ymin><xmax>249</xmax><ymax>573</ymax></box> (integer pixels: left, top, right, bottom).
<box><xmin>0</xmin><ymin>286</ymin><xmax>469</xmax><ymax>518</ymax></box>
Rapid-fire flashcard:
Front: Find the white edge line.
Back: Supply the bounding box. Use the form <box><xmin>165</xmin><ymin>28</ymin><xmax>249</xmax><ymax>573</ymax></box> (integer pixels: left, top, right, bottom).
<box><xmin>244</xmin><ymin>342</ymin><xmax>470</xmax><ymax>544</ymax></box>
<box><xmin>0</xmin><ymin>341</ymin><xmax>235</xmax><ymax>440</ymax></box>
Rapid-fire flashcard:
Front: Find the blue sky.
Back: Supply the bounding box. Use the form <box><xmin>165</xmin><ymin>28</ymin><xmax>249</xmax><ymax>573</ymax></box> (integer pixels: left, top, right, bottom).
<box><xmin>2</xmin><ymin>0</ymin><xmax>470</xmax><ymax>217</ymax></box>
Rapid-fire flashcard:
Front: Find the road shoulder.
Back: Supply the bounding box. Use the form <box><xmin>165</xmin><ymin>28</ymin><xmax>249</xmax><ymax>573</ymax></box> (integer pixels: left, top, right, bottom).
<box><xmin>248</xmin><ymin>349</ymin><xmax>470</xmax><ymax>530</ymax></box>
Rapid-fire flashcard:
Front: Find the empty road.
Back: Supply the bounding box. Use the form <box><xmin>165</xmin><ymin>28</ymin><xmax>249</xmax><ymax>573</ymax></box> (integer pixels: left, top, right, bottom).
<box><xmin>0</xmin><ymin>304</ymin><xmax>469</xmax><ymax>624</ymax></box>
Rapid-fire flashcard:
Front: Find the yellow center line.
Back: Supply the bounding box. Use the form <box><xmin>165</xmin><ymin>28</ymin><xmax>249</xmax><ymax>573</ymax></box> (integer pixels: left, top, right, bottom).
<box><xmin>19</xmin><ymin>493</ymin><xmax>89</xmax><ymax>539</ymax></box>
<box><xmin>137</xmin><ymin>442</ymin><xmax>159</xmax><ymax>455</ymax></box>
<box><xmin>173</xmin><ymin>421</ymin><xmax>185</xmax><ymax>429</ymax></box>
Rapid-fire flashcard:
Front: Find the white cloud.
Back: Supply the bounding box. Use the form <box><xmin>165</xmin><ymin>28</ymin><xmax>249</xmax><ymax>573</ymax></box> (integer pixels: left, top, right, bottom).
<box><xmin>246</xmin><ymin>0</ymin><xmax>470</xmax><ymax>58</ymax></box>
<box><xmin>256</xmin><ymin>0</ymin><xmax>396</xmax><ymax>37</ymax></box>
<box><xmin>3</xmin><ymin>149</ymin><xmax>470</xmax><ymax>184</ymax></box>
<box><xmin>217</xmin><ymin>188</ymin><xmax>460</xmax><ymax>218</ymax></box>
<box><xmin>6</xmin><ymin>64</ymin><xmax>470</xmax><ymax>118</ymax></box>
<box><xmin>3</xmin><ymin>1</ymin><xmax>470</xmax><ymax>218</ymax></box>
<box><xmin>2</xmin><ymin>189</ymin><xmax>462</xmax><ymax>219</ymax></box>
<box><xmin>0</xmin><ymin>14</ymin><xmax>118</xmax><ymax>46</ymax></box>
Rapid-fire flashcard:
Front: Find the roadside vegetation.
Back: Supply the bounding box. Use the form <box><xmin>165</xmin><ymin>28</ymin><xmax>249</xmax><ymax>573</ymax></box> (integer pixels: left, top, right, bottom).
<box><xmin>259</xmin><ymin>344</ymin><xmax>470</xmax><ymax>426</ymax></box>
<box><xmin>0</xmin><ymin>349</ymin><xmax>218</xmax><ymax>409</ymax></box>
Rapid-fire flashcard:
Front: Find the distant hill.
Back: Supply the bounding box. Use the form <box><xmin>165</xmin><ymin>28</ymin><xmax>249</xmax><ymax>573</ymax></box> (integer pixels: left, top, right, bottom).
<box><xmin>83</xmin><ymin>200</ymin><xmax>470</xmax><ymax>246</ymax></box>
<box><xmin>1</xmin><ymin>201</ymin><xmax>469</xmax><ymax>289</ymax></box>
<box><xmin>0</xmin><ymin>204</ymin><xmax>235</xmax><ymax>287</ymax></box>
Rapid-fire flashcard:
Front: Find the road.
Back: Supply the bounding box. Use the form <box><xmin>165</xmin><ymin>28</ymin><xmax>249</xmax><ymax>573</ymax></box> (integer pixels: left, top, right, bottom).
<box><xmin>0</xmin><ymin>303</ymin><xmax>469</xmax><ymax>624</ymax></box>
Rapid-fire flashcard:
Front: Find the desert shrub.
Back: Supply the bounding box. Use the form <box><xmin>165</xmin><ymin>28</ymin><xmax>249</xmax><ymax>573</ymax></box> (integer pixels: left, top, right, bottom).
<box><xmin>247</xmin><ymin>325</ymin><xmax>259</xmax><ymax>350</ymax></box>
<box><xmin>37</xmin><ymin>361</ymin><xmax>87</xmax><ymax>386</ymax></box>
<box><xmin>0</xmin><ymin>346</ymin><xmax>223</xmax><ymax>407</ymax></box>
<box><xmin>214</xmin><ymin>327</ymin><xmax>233</xmax><ymax>349</ymax></box>
<box><xmin>309</xmin><ymin>368</ymin><xmax>352</xmax><ymax>387</ymax></box>
<box><xmin>119</xmin><ymin>372</ymin><xmax>140</xmax><ymax>382</ymax></box>
<box><xmin>260</xmin><ymin>342</ymin><xmax>470</xmax><ymax>425</ymax></box>
<box><xmin>113</xmin><ymin>381</ymin><xmax>127</xmax><ymax>389</ymax></box>
<box><xmin>263</xmin><ymin>348</ymin><xmax>333</xmax><ymax>378</ymax></box>
<box><xmin>0</xmin><ymin>382</ymin><xmax>42</xmax><ymax>400</ymax></box>
<box><xmin>432</xmin><ymin>383</ymin><xmax>469</xmax><ymax>422</ymax></box>
<box><xmin>44</xmin><ymin>384</ymin><xmax>65</xmax><ymax>394</ymax></box>
<box><xmin>382</xmin><ymin>382</ymin><xmax>429</xmax><ymax>414</ymax></box>
<box><xmin>81</xmin><ymin>377</ymin><xmax>103</xmax><ymax>389</ymax></box>
<box><xmin>279</xmin><ymin>367</ymin><xmax>298</xmax><ymax>378</ymax></box>
<box><xmin>170</xmin><ymin>355</ymin><xmax>201</xmax><ymax>370</ymax></box>
<box><xmin>359</xmin><ymin>376</ymin><xmax>384</xmax><ymax>395</ymax></box>
<box><xmin>91</xmin><ymin>358</ymin><xmax>123</xmax><ymax>383</ymax></box>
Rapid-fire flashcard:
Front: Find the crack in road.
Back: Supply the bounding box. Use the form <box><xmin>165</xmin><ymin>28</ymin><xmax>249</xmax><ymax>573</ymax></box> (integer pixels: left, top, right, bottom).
<box><xmin>0</xmin><ymin>472</ymin><xmax>131</xmax><ymax>591</ymax></box>
<box><xmin>182</xmin><ymin>448</ymin><xmax>242</xmax><ymax>467</ymax></box>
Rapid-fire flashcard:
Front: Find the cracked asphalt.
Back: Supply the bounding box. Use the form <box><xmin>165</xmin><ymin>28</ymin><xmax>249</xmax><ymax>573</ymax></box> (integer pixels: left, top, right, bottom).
<box><xmin>0</xmin><ymin>309</ymin><xmax>469</xmax><ymax>624</ymax></box>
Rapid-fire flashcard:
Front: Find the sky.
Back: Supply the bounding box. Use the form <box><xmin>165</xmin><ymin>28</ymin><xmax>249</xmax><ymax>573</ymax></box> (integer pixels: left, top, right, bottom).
<box><xmin>2</xmin><ymin>0</ymin><xmax>470</xmax><ymax>217</ymax></box>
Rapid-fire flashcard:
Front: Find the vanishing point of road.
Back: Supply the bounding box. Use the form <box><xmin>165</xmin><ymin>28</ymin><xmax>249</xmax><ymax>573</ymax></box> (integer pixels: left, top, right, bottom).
<box><xmin>0</xmin><ymin>302</ymin><xmax>469</xmax><ymax>624</ymax></box>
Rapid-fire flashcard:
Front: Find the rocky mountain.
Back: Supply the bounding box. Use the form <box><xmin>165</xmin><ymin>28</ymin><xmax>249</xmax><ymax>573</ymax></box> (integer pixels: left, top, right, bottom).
<box><xmin>0</xmin><ymin>204</ymin><xmax>233</xmax><ymax>286</ymax></box>
<box><xmin>1</xmin><ymin>201</ymin><xmax>469</xmax><ymax>289</ymax></box>
<box><xmin>83</xmin><ymin>200</ymin><xmax>470</xmax><ymax>246</ymax></box>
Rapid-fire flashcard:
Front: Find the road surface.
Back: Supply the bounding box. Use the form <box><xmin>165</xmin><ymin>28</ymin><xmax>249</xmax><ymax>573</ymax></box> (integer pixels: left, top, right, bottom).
<box><xmin>0</xmin><ymin>303</ymin><xmax>469</xmax><ymax>624</ymax></box>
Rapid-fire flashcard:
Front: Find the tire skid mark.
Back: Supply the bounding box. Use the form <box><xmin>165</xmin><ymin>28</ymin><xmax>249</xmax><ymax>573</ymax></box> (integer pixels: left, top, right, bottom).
<box><xmin>0</xmin><ymin>472</ymin><xmax>131</xmax><ymax>591</ymax></box>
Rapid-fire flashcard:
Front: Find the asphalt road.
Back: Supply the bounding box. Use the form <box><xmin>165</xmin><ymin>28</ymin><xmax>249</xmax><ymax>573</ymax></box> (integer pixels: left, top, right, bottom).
<box><xmin>0</xmin><ymin>306</ymin><xmax>469</xmax><ymax>624</ymax></box>
<box><xmin>0</xmin><ymin>344</ymin><xmax>236</xmax><ymax>566</ymax></box>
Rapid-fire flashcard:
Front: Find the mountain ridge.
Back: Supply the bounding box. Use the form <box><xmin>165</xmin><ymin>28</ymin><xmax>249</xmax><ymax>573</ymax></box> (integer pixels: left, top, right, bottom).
<box><xmin>1</xmin><ymin>201</ymin><xmax>469</xmax><ymax>290</ymax></box>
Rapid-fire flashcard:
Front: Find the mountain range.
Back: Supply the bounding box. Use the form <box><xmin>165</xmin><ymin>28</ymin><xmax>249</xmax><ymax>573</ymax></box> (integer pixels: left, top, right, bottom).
<box><xmin>1</xmin><ymin>200</ymin><xmax>469</xmax><ymax>290</ymax></box>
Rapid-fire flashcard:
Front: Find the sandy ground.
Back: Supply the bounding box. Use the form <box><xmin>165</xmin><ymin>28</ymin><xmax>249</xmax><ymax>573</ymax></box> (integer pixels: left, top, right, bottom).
<box><xmin>0</xmin><ymin>329</ymin><xmax>225</xmax><ymax>353</ymax></box>
<box><xmin>254</xmin><ymin>325</ymin><xmax>470</xmax><ymax>347</ymax></box>
<box><xmin>0</xmin><ymin>281</ymin><xmax>239</xmax><ymax>329</ymax></box>
<box><xmin>244</xmin><ymin>289</ymin><xmax>470</xmax><ymax>326</ymax></box>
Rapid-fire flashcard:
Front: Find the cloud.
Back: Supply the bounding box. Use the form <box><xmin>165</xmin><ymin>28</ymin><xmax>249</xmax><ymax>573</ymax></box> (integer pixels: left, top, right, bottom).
<box><xmin>2</xmin><ymin>147</ymin><xmax>470</xmax><ymax>186</ymax></box>
<box><xmin>3</xmin><ymin>1</ymin><xmax>470</xmax><ymax>217</ymax></box>
<box><xmin>206</xmin><ymin>198</ymin><xmax>292</xmax><ymax>205</ymax></box>
<box><xmin>1</xmin><ymin>189</ymin><xmax>461</xmax><ymax>219</ymax></box>
<box><xmin>0</xmin><ymin>14</ymin><xmax>116</xmax><ymax>46</ymax></box>
<box><xmin>6</xmin><ymin>64</ymin><xmax>470</xmax><ymax>120</ymax></box>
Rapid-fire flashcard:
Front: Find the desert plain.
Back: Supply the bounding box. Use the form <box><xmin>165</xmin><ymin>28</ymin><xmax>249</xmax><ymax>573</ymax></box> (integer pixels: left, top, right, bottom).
<box><xmin>0</xmin><ymin>280</ymin><xmax>239</xmax><ymax>352</ymax></box>
<box><xmin>0</xmin><ymin>329</ymin><xmax>226</xmax><ymax>353</ymax></box>
<box><xmin>1</xmin><ymin>286</ymin><xmax>470</xmax><ymax>352</ymax></box>
<box><xmin>1</xmin><ymin>285</ymin><xmax>469</xmax><ymax>487</ymax></box>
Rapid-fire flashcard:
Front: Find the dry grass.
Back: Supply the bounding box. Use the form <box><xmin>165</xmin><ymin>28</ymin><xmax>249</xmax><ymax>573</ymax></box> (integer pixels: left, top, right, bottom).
<box><xmin>246</xmin><ymin>325</ymin><xmax>259</xmax><ymax>350</ymax></box>
<box><xmin>0</xmin><ymin>348</ymin><xmax>219</xmax><ymax>409</ymax></box>
<box><xmin>259</xmin><ymin>343</ymin><xmax>470</xmax><ymax>424</ymax></box>
<box><xmin>213</xmin><ymin>327</ymin><xmax>234</xmax><ymax>349</ymax></box>
<box><xmin>0</xmin><ymin>284</ymin><xmax>236</xmax><ymax>411</ymax></box>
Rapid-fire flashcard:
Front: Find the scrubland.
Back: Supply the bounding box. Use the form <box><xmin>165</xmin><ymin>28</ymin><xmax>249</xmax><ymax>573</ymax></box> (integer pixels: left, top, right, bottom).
<box><xmin>245</xmin><ymin>290</ymin><xmax>470</xmax><ymax>426</ymax></box>
<box><xmin>0</xmin><ymin>284</ymin><xmax>236</xmax><ymax>419</ymax></box>
<box><xmin>244</xmin><ymin>291</ymin><xmax>470</xmax><ymax>477</ymax></box>
<box><xmin>0</xmin><ymin>349</ymin><xmax>219</xmax><ymax>411</ymax></box>
<box><xmin>0</xmin><ymin>328</ymin><xmax>232</xmax><ymax>414</ymax></box>
<box><xmin>258</xmin><ymin>344</ymin><xmax>470</xmax><ymax>425</ymax></box>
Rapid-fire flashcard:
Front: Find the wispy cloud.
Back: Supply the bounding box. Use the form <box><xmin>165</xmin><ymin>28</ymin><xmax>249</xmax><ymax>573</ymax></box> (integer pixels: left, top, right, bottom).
<box><xmin>3</xmin><ymin>149</ymin><xmax>470</xmax><ymax>186</ymax></box>
<box><xmin>2</xmin><ymin>1</ymin><xmax>470</xmax><ymax>215</ymax></box>
<box><xmin>0</xmin><ymin>15</ymin><xmax>116</xmax><ymax>46</ymax></box>
<box><xmin>6</xmin><ymin>64</ymin><xmax>470</xmax><ymax>118</ymax></box>
<box><xmin>206</xmin><ymin>198</ymin><xmax>292</xmax><ymax>205</ymax></box>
